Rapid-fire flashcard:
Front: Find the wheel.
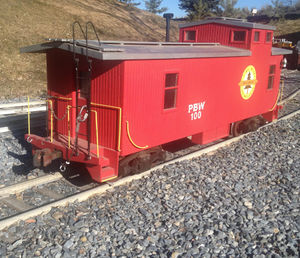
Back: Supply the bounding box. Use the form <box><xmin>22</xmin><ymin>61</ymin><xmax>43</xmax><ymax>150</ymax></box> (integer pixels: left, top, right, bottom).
<box><xmin>232</xmin><ymin>116</ymin><xmax>266</xmax><ymax>137</ymax></box>
<box><xmin>232</xmin><ymin>120</ymin><xmax>244</xmax><ymax>137</ymax></box>
<box><xmin>119</xmin><ymin>153</ymin><xmax>151</xmax><ymax>177</ymax></box>
<box><xmin>119</xmin><ymin>146</ymin><xmax>166</xmax><ymax>177</ymax></box>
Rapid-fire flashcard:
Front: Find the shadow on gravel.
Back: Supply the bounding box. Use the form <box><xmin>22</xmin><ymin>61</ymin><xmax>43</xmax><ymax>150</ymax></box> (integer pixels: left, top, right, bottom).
<box><xmin>63</xmin><ymin>164</ymin><xmax>96</xmax><ymax>187</ymax></box>
<box><xmin>8</xmin><ymin>152</ymin><xmax>33</xmax><ymax>176</ymax></box>
<box><xmin>6</xmin><ymin>127</ymin><xmax>46</xmax><ymax>176</ymax></box>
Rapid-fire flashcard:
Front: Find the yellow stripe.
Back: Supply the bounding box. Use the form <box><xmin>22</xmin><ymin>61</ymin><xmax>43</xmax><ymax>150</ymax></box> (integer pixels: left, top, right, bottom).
<box><xmin>46</xmin><ymin>100</ymin><xmax>54</xmax><ymax>142</ymax></box>
<box><xmin>91</xmin><ymin>102</ymin><xmax>122</xmax><ymax>152</ymax></box>
<box><xmin>91</xmin><ymin>110</ymin><xmax>99</xmax><ymax>158</ymax></box>
<box><xmin>67</xmin><ymin>105</ymin><xmax>71</xmax><ymax>149</ymax></box>
<box><xmin>49</xmin><ymin>96</ymin><xmax>72</xmax><ymax>101</ymax></box>
<box><xmin>126</xmin><ymin>121</ymin><xmax>148</xmax><ymax>149</ymax></box>
<box><xmin>269</xmin><ymin>80</ymin><xmax>284</xmax><ymax>111</ymax></box>
<box><xmin>101</xmin><ymin>175</ymin><xmax>117</xmax><ymax>182</ymax></box>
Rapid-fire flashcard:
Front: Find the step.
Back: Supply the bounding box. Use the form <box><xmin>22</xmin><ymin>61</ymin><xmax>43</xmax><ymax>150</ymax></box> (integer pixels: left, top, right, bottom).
<box><xmin>101</xmin><ymin>167</ymin><xmax>116</xmax><ymax>182</ymax></box>
<box><xmin>100</xmin><ymin>157</ymin><xmax>110</xmax><ymax>167</ymax></box>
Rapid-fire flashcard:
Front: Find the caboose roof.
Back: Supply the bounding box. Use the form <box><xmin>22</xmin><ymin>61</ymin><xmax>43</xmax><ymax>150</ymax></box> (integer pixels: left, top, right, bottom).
<box><xmin>21</xmin><ymin>39</ymin><xmax>252</xmax><ymax>60</ymax></box>
<box><xmin>21</xmin><ymin>39</ymin><xmax>289</xmax><ymax>60</ymax></box>
<box><xmin>179</xmin><ymin>17</ymin><xmax>276</xmax><ymax>31</ymax></box>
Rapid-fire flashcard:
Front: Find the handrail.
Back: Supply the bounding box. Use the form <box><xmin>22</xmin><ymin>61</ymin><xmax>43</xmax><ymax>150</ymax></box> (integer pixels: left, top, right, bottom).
<box><xmin>67</xmin><ymin>105</ymin><xmax>72</xmax><ymax>149</ymax></box>
<box><xmin>85</xmin><ymin>21</ymin><xmax>102</xmax><ymax>159</ymax></box>
<box><xmin>91</xmin><ymin>110</ymin><xmax>99</xmax><ymax>158</ymax></box>
<box><xmin>72</xmin><ymin>21</ymin><xmax>86</xmax><ymax>60</ymax></box>
<box><xmin>72</xmin><ymin>21</ymin><xmax>87</xmax><ymax>157</ymax></box>
<box><xmin>91</xmin><ymin>102</ymin><xmax>122</xmax><ymax>152</ymax></box>
<box><xmin>269</xmin><ymin>80</ymin><xmax>284</xmax><ymax>111</ymax></box>
<box><xmin>46</xmin><ymin>100</ymin><xmax>54</xmax><ymax>142</ymax></box>
<box><xmin>126</xmin><ymin>121</ymin><xmax>148</xmax><ymax>149</ymax></box>
<box><xmin>48</xmin><ymin>95</ymin><xmax>72</xmax><ymax>101</ymax></box>
<box><xmin>85</xmin><ymin>21</ymin><xmax>101</xmax><ymax>51</ymax></box>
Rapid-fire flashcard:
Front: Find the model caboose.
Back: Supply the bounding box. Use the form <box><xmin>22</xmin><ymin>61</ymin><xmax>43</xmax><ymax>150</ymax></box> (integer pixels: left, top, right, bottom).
<box><xmin>22</xmin><ymin>18</ymin><xmax>291</xmax><ymax>183</ymax></box>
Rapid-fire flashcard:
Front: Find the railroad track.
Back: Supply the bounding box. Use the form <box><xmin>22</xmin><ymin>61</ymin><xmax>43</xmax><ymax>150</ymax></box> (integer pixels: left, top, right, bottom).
<box><xmin>0</xmin><ymin>101</ymin><xmax>45</xmax><ymax>115</ymax></box>
<box><xmin>0</xmin><ymin>107</ymin><xmax>299</xmax><ymax>231</ymax></box>
<box><xmin>0</xmin><ymin>88</ymin><xmax>299</xmax><ymax>135</ymax></box>
<box><xmin>0</xmin><ymin>100</ymin><xmax>45</xmax><ymax>134</ymax></box>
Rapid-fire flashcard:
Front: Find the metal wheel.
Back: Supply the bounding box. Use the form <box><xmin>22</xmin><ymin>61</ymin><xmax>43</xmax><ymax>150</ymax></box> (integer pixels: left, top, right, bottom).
<box><xmin>232</xmin><ymin>116</ymin><xmax>266</xmax><ymax>137</ymax></box>
<box><xmin>119</xmin><ymin>146</ymin><xmax>166</xmax><ymax>177</ymax></box>
<box><xmin>232</xmin><ymin>120</ymin><xmax>244</xmax><ymax>137</ymax></box>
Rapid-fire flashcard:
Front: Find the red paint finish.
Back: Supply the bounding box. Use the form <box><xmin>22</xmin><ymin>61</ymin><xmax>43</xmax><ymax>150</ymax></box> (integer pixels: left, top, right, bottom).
<box><xmin>43</xmin><ymin>49</ymin><xmax>123</xmax><ymax>182</ymax></box>
<box><xmin>90</xmin><ymin>60</ymin><xmax>123</xmax><ymax>150</ymax></box>
<box><xmin>25</xmin><ymin>20</ymin><xmax>285</xmax><ymax>183</ymax></box>
<box><xmin>179</xmin><ymin>23</ymin><xmax>273</xmax><ymax>51</ymax></box>
<box><xmin>120</xmin><ymin>51</ymin><xmax>282</xmax><ymax>156</ymax></box>
<box><xmin>46</xmin><ymin>49</ymin><xmax>123</xmax><ymax>151</ymax></box>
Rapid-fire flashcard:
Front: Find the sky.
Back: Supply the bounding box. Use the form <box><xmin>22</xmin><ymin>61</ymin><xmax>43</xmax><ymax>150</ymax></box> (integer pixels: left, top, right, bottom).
<box><xmin>139</xmin><ymin>0</ymin><xmax>276</xmax><ymax>18</ymax></box>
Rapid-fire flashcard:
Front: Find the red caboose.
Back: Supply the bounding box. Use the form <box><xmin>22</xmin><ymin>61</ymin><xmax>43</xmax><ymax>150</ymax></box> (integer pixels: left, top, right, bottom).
<box><xmin>22</xmin><ymin>18</ymin><xmax>291</xmax><ymax>183</ymax></box>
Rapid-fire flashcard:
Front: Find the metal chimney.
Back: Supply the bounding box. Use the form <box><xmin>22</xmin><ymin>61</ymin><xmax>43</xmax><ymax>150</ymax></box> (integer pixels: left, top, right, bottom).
<box><xmin>163</xmin><ymin>13</ymin><xmax>174</xmax><ymax>42</ymax></box>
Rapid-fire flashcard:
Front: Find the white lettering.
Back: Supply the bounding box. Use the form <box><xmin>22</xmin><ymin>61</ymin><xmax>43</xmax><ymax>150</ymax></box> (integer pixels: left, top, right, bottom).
<box><xmin>188</xmin><ymin>101</ymin><xmax>206</xmax><ymax>121</ymax></box>
<box><xmin>199</xmin><ymin>101</ymin><xmax>205</xmax><ymax>110</ymax></box>
<box><xmin>193</xmin><ymin>104</ymin><xmax>198</xmax><ymax>112</ymax></box>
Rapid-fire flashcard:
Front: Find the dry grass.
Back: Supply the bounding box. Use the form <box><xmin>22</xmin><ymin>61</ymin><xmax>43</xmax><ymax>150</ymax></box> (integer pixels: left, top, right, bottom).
<box><xmin>1</xmin><ymin>0</ymin><xmax>298</xmax><ymax>99</ymax></box>
<box><xmin>271</xmin><ymin>19</ymin><xmax>300</xmax><ymax>37</ymax></box>
<box><xmin>0</xmin><ymin>0</ymin><xmax>179</xmax><ymax>99</ymax></box>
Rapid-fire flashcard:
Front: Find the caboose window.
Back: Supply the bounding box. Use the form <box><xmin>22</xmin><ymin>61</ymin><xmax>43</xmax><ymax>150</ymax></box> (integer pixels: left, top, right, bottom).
<box><xmin>164</xmin><ymin>73</ymin><xmax>178</xmax><ymax>109</ymax></box>
<box><xmin>184</xmin><ymin>30</ymin><xmax>196</xmax><ymax>41</ymax></box>
<box><xmin>165</xmin><ymin>73</ymin><xmax>178</xmax><ymax>87</ymax></box>
<box><xmin>268</xmin><ymin>65</ymin><xmax>276</xmax><ymax>89</ymax></box>
<box><xmin>254</xmin><ymin>31</ymin><xmax>260</xmax><ymax>42</ymax></box>
<box><xmin>266</xmin><ymin>32</ymin><xmax>272</xmax><ymax>42</ymax></box>
<box><xmin>233</xmin><ymin>31</ymin><xmax>246</xmax><ymax>42</ymax></box>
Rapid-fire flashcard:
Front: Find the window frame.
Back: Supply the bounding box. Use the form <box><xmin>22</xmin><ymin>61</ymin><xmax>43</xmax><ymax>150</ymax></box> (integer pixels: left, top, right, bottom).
<box><xmin>231</xmin><ymin>29</ymin><xmax>248</xmax><ymax>43</ymax></box>
<box><xmin>266</xmin><ymin>32</ymin><xmax>272</xmax><ymax>43</ymax></box>
<box><xmin>183</xmin><ymin>30</ymin><xmax>196</xmax><ymax>42</ymax></box>
<box><xmin>253</xmin><ymin>30</ymin><xmax>263</xmax><ymax>43</ymax></box>
<box><xmin>267</xmin><ymin>65</ymin><xmax>276</xmax><ymax>90</ymax></box>
<box><xmin>163</xmin><ymin>72</ymin><xmax>179</xmax><ymax>111</ymax></box>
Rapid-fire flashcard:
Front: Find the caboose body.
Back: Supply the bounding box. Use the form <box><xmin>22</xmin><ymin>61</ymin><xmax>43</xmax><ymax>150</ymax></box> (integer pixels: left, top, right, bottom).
<box><xmin>22</xmin><ymin>18</ymin><xmax>291</xmax><ymax>182</ymax></box>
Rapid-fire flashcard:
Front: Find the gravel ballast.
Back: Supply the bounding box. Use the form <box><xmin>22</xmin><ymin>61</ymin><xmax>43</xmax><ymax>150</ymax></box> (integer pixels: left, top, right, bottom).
<box><xmin>0</xmin><ymin>112</ymin><xmax>299</xmax><ymax>257</ymax></box>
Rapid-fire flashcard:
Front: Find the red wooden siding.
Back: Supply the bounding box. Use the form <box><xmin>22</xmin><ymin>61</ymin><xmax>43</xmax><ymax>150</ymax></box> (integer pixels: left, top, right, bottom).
<box><xmin>47</xmin><ymin>50</ymin><xmax>74</xmax><ymax>137</ymax></box>
<box><xmin>90</xmin><ymin>60</ymin><xmax>123</xmax><ymax>150</ymax></box>
<box><xmin>46</xmin><ymin>49</ymin><xmax>123</xmax><ymax>151</ymax></box>
<box><xmin>121</xmin><ymin>52</ymin><xmax>282</xmax><ymax>156</ymax></box>
<box><xmin>180</xmin><ymin>24</ymin><xmax>252</xmax><ymax>49</ymax></box>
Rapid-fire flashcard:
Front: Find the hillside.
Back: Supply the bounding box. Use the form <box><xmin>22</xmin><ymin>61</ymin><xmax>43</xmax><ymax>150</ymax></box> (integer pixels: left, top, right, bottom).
<box><xmin>0</xmin><ymin>0</ymin><xmax>179</xmax><ymax>98</ymax></box>
<box><xmin>1</xmin><ymin>0</ymin><xmax>299</xmax><ymax>99</ymax></box>
<box><xmin>271</xmin><ymin>19</ymin><xmax>300</xmax><ymax>44</ymax></box>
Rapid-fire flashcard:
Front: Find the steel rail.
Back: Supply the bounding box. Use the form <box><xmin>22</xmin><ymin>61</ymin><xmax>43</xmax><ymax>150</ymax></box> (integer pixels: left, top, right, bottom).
<box><xmin>278</xmin><ymin>88</ymin><xmax>300</xmax><ymax>105</ymax></box>
<box><xmin>0</xmin><ymin>101</ymin><xmax>45</xmax><ymax>109</ymax></box>
<box><xmin>0</xmin><ymin>108</ymin><xmax>299</xmax><ymax>231</ymax></box>
<box><xmin>0</xmin><ymin>173</ymin><xmax>62</xmax><ymax>198</ymax></box>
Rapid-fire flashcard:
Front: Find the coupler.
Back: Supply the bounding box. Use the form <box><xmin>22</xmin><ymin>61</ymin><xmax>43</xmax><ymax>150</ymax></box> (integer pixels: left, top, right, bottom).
<box><xmin>33</xmin><ymin>148</ymin><xmax>62</xmax><ymax>167</ymax></box>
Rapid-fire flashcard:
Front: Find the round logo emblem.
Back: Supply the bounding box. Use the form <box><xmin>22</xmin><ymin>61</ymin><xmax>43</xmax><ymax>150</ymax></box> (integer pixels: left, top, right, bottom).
<box><xmin>238</xmin><ymin>65</ymin><xmax>258</xmax><ymax>100</ymax></box>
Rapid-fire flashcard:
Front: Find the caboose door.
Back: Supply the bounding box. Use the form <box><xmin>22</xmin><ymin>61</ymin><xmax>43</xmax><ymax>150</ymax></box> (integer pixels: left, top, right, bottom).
<box><xmin>73</xmin><ymin>70</ymin><xmax>91</xmax><ymax>152</ymax></box>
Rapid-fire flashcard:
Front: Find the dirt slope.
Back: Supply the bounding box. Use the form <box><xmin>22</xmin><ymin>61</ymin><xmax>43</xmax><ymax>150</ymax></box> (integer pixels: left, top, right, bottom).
<box><xmin>0</xmin><ymin>0</ymin><xmax>179</xmax><ymax>98</ymax></box>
